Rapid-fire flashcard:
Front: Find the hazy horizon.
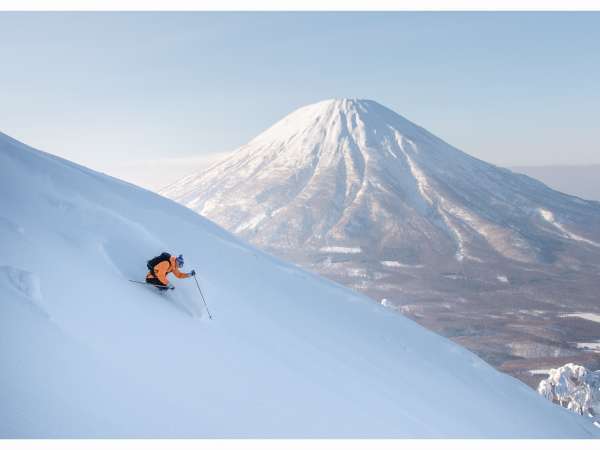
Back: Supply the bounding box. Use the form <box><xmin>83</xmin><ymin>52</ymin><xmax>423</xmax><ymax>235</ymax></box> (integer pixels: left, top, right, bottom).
<box><xmin>101</xmin><ymin>152</ymin><xmax>600</xmax><ymax>201</ymax></box>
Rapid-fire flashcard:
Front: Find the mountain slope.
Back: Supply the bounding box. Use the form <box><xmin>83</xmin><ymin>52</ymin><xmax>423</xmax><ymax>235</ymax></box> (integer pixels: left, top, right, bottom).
<box><xmin>161</xmin><ymin>99</ymin><xmax>600</xmax><ymax>385</ymax></box>
<box><xmin>163</xmin><ymin>99</ymin><xmax>600</xmax><ymax>264</ymax></box>
<box><xmin>0</xmin><ymin>129</ymin><xmax>596</xmax><ymax>437</ymax></box>
<box><xmin>1</xmin><ymin>130</ymin><xmax>598</xmax><ymax>437</ymax></box>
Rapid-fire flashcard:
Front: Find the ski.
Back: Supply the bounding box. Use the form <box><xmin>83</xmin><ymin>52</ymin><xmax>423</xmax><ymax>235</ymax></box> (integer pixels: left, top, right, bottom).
<box><xmin>129</xmin><ymin>279</ymin><xmax>196</xmax><ymax>316</ymax></box>
<box><xmin>128</xmin><ymin>279</ymin><xmax>174</xmax><ymax>290</ymax></box>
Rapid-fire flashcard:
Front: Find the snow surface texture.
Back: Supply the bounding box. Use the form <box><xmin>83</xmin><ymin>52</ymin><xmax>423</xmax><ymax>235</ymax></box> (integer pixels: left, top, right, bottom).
<box><xmin>1</xmin><ymin>131</ymin><xmax>598</xmax><ymax>437</ymax></box>
<box><xmin>0</xmin><ymin>266</ymin><xmax>47</xmax><ymax>317</ymax></box>
<box><xmin>561</xmin><ymin>313</ymin><xmax>600</xmax><ymax>324</ymax></box>
<box><xmin>538</xmin><ymin>364</ymin><xmax>600</xmax><ymax>418</ymax></box>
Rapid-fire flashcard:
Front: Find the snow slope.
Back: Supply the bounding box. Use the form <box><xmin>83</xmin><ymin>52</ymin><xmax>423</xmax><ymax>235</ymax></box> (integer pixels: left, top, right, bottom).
<box><xmin>0</xmin><ymin>131</ymin><xmax>597</xmax><ymax>437</ymax></box>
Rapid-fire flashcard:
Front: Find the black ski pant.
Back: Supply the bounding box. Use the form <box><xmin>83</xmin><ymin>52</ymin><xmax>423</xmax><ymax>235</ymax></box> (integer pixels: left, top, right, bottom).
<box><xmin>146</xmin><ymin>276</ymin><xmax>169</xmax><ymax>291</ymax></box>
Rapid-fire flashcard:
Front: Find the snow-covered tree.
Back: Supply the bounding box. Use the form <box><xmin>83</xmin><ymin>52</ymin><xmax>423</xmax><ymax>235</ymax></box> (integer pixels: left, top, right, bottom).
<box><xmin>537</xmin><ymin>363</ymin><xmax>600</xmax><ymax>417</ymax></box>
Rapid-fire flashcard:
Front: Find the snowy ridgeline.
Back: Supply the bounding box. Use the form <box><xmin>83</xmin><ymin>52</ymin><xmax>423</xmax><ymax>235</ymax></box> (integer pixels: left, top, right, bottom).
<box><xmin>538</xmin><ymin>363</ymin><xmax>600</xmax><ymax>423</ymax></box>
<box><xmin>1</xmin><ymin>130</ymin><xmax>599</xmax><ymax>438</ymax></box>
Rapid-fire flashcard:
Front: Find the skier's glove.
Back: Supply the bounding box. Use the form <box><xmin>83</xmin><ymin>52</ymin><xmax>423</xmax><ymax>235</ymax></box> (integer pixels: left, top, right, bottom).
<box><xmin>190</xmin><ymin>269</ymin><xmax>196</xmax><ymax>276</ymax></box>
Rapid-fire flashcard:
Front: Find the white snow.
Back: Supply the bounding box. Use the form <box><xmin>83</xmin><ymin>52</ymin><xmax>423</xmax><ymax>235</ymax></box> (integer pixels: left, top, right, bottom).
<box><xmin>539</xmin><ymin>208</ymin><xmax>600</xmax><ymax>248</ymax></box>
<box><xmin>320</xmin><ymin>246</ymin><xmax>362</xmax><ymax>254</ymax></box>
<box><xmin>0</xmin><ymin>266</ymin><xmax>47</xmax><ymax>317</ymax></box>
<box><xmin>381</xmin><ymin>261</ymin><xmax>424</xmax><ymax>269</ymax></box>
<box><xmin>1</xmin><ymin>131</ymin><xmax>598</xmax><ymax>438</ymax></box>
<box><xmin>403</xmin><ymin>151</ymin><xmax>434</xmax><ymax>206</ymax></box>
<box><xmin>537</xmin><ymin>363</ymin><xmax>600</xmax><ymax>418</ymax></box>
<box><xmin>234</xmin><ymin>212</ymin><xmax>266</xmax><ymax>233</ymax></box>
<box><xmin>0</xmin><ymin>216</ymin><xmax>25</xmax><ymax>235</ymax></box>
<box><xmin>561</xmin><ymin>313</ymin><xmax>600</xmax><ymax>324</ymax></box>
<box><xmin>576</xmin><ymin>342</ymin><xmax>600</xmax><ymax>352</ymax></box>
<box><xmin>529</xmin><ymin>369</ymin><xmax>553</xmax><ymax>376</ymax></box>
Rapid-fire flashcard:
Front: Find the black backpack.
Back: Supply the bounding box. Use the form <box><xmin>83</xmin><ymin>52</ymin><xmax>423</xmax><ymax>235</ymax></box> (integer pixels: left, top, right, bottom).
<box><xmin>147</xmin><ymin>252</ymin><xmax>172</xmax><ymax>272</ymax></box>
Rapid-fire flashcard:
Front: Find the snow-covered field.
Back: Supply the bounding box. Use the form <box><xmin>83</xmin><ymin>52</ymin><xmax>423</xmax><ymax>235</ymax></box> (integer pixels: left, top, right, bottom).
<box><xmin>539</xmin><ymin>209</ymin><xmax>600</xmax><ymax>248</ymax></box>
<box><xmin>381</xmin><ymin>261</ymin><xmax>424</xmax><ymax>269</ymax></box>
<box><xmin>529</xmin><ymin>369</ymin><xmax>553</xmax><ymax>376</ymax></box>
<box><xmin>576</xmin><ymin>342</ymin><xmax>600</xmax><ymax>352</ymax></box>
<box><xmin>320</xmin><ymin>246</ymin><xmax>362</xmax><ymax>254</ymax></box>
<box><xmin>1</xmin><ymin>131</ymin><xmax>598</xmax><ymax>438</ymax></box>
<box><xmin>561</xmin><ymin>313</ymin><xmax>600</xmax><ymax>324</ymax></box>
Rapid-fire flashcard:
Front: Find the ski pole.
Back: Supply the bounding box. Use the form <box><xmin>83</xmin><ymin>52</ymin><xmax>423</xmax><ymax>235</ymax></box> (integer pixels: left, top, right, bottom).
<box><xmin>193</xmin><ymin>274</ymin><xmax>213</xmax><ymax>320</ymax></box>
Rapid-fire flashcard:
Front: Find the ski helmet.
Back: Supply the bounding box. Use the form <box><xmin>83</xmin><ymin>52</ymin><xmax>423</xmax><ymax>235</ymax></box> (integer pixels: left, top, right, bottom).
<box><xmin>176</xmin><ymin>254</ymin><xmax>184</xmax><ymax>267</ymax></box>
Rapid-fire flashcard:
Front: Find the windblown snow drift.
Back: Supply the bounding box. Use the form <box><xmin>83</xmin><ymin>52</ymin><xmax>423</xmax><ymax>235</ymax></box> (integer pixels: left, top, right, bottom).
<box><xmin>0</xmin><ymin>131</ymin><xmax>597</xmax><ymax>437</ymax></box>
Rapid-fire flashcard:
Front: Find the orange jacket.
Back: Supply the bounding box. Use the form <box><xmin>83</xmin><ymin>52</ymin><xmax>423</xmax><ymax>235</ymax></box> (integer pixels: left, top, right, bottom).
<box><xmin>146</xmin><ymin>256</ymin><xmax>190</xmax><ymax>285</ymax></box>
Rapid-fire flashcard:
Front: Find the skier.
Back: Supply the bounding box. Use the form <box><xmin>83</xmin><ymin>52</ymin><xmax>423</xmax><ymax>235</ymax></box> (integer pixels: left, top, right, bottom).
<box><xmin>146</xmin><ymin>252</ymin><xmax>196</xmax><ymax>290</ymax></box>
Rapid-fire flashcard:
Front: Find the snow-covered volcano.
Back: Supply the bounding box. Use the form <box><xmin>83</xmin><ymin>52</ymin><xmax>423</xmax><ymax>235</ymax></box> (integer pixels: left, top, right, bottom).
<box><xmin>164</xmin><ymin>98</ymin><xmax>600</xmax><ymax>265</ymax></box>
<box><xmin>1</xmin><ymin>131</ymin><xmax>598</xmax><ymax>437</ymax></box>
<box><xmin>162</xmin><ymin>99</ymin><xmax>600</xmax><ymax>383</ymax></box>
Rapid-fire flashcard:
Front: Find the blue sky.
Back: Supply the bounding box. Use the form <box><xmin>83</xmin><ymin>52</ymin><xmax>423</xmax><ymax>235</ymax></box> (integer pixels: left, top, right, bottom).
<box><xmin>1</xmin><ymin>12</ymin><xmax>599</xmax><ymax>181</ymax></box>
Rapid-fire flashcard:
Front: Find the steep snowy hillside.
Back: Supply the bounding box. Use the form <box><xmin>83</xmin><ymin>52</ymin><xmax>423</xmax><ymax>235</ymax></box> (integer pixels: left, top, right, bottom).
<box><xmin>1</xmin><ymin>131</ymin><xmax>598</xmax><ymax>438</ymax></box>
<box><xmin>161</xmin><ymin>99</ymin><xmax>600</xmax><ymax>385</ymax></box>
